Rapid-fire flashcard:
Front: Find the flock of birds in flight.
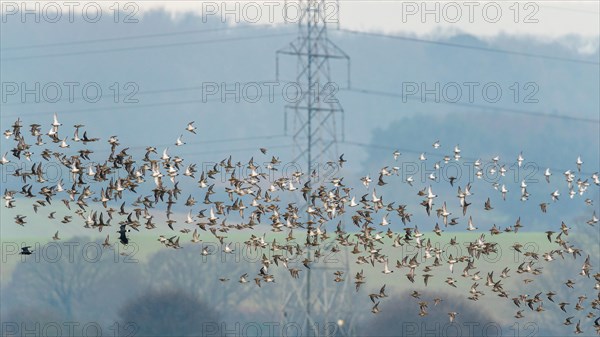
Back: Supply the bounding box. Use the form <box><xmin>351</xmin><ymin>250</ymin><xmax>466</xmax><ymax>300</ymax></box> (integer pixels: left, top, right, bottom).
<box><xmin>2</xmin><ymin>113</ymin><xmax>600</xmax><ymax>333</ymax></box>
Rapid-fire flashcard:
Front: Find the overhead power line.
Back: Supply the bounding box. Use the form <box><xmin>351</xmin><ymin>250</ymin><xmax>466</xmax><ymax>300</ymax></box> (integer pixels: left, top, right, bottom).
<box><xmin>3</xmin><ymin>84</ymin><xmax>597</xmax><ymax>125</ymax></box>
<box><xmin>1</xmin><ymin>80</ymin><xmax>279</xmax><ymax>107</ymax></box>
<box><xmin>4</xmin><ymin>26</ymin><xmax>595</xmax><ymax>66</ymax></box>
<box><xmin>1</xmin><ymin>25</ymin><xmax>265</xmax><ymax>51</ymax></box>
<box><xmin>0</xmin><ymin>32</ymin><xmax>295</xmax><ymax>61</ymax></box>
<box><xmin>0</xmin><ymin>90</ymin><xmax>290</xmax><ymax>119</ymax></box>
<box><xmin>343</xmin><ymin>87</ymin><xmax>600</xmax><ymax>124</ymax></box>
<box><xmin>336</xmin><ymin>29</ymin><xmax>600</xmax><ymax>66</ymax></box>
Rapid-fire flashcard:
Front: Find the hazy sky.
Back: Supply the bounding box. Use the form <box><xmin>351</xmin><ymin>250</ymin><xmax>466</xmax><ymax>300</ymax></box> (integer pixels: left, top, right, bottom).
<box><xmin>133</xmin><ymin>1</ymin><xmax>600</xmax><ymax>50</ymax></box>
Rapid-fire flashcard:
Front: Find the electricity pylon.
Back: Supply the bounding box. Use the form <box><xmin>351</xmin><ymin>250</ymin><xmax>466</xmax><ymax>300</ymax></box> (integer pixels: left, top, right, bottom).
<box><xmin>275</xmin><ymin>1</ymin><xmax>353</xmax><ymax>336</ymax></box>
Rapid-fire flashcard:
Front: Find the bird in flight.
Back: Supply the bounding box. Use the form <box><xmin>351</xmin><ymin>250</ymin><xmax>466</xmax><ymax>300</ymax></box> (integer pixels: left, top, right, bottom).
<box><xmin>20</xmin><ymin>246</ymin><xmax>33</xmax><ymax>255</ymax></box>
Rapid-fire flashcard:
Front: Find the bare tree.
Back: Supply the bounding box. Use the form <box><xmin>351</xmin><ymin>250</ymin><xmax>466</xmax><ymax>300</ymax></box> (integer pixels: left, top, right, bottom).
<box><xmin>117</xmin><ymin>289</ymin><xmax>220</xmax><ymax>337</ymax></box>
<box><xmin>5</xmin><ymin>236</ymin><xmax>140</xmax><ymax>322</ymax></box>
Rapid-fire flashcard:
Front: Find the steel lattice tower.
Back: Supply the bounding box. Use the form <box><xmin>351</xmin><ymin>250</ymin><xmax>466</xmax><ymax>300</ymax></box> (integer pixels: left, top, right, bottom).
<box><xmin>276</xmin><ymin>1</ymin><xmax>353</xmax><ymax>336</ymax></box>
